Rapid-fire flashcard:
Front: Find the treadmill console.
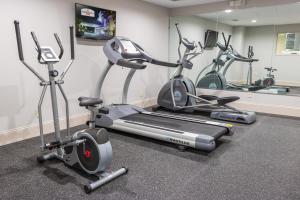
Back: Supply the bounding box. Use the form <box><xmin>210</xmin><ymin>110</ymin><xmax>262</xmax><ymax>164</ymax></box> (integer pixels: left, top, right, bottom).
<box><xmin>118</xmin><ymin>39</ymin><xmax>142</xmax><ymax>58</ymax></box>
<box><xmin>120</xmin><ymin>39</ymin><xmax>139</xmax><ymax>54</ymax></box>
<box><xmin>40</xmin><ymin>47</ymin><xmax>59</xmax><ymax>62</ymax></box>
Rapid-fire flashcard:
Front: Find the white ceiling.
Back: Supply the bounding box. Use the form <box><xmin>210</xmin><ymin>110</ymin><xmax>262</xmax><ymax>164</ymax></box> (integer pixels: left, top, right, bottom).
<box><xmin>198</xmin><ymin>3</ymin><xmax>300</xmax><ymax>26</ymax></box>
<box><xmin>143</xmin><ymin>0</ymin><xmax>225</xmax><ymax>8</ymax></box>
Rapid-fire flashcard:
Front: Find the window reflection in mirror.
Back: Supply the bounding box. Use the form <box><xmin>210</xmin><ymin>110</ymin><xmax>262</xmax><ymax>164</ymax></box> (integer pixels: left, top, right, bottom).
<box><xmin>277</xmin><ymin>32</ymin><xmax>300</xmax><ymax>55</ymax></box>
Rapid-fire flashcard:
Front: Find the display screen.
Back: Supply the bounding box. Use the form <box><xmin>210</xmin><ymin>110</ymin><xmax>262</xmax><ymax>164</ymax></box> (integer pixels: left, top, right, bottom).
<box><xmin>75</xmin><ymin>3</ymin><xmax>116</xmax><ymax>40</ymax></box>
<box><xmin>205</xmin><ymin>30</ymin><xmax>219</xmax><ymax>48</ymax></box>
<box><xmin>121</xmin><ymin>40</ymin><xmax>139</xmax><ymax>54</ymax></box>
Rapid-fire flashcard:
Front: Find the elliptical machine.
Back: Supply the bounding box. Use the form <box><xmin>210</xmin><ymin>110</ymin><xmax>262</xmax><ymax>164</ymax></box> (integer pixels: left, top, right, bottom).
<box><xmin>196</xmin><ymin>36</ymin><xmax>262</xmax><ymax>92</ymax></box>
<box><xmin>195</xmin><ymin>32</ymin><xmax>232</xmax><ymax>90</ymax></box>
<box><xmin>14</xmin><ymin>21</ymin><xmax>127</xmax><ymax>194</ymax></box>
<box><xmin>156</xmin><ymin>24</ymin><xmax>256</xmax><ymax>124</ymax></box>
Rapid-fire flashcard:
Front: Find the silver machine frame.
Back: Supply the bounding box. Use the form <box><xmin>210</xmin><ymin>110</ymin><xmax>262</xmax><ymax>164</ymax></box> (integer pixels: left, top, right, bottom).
<box><xmin>95</xmin><ymin>36</ymin><xmax>234</xmax><ymax>152</ymax></box>
<box><xmin>14</xmin><ymin>20</ymin><xmax>127</xmax><ymax>194</ymax></box>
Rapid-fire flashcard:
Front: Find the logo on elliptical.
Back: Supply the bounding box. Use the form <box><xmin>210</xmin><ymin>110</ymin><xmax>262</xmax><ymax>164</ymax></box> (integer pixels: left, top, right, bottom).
<box><xmin>174</xmin><ymin>90</ymin><xmax>182</xmax><ymax>101</ymax></box>
<box><xmin>169</xmin><ymin>138</ymin><xmax>189</xmax><ymax>146</ymax></box>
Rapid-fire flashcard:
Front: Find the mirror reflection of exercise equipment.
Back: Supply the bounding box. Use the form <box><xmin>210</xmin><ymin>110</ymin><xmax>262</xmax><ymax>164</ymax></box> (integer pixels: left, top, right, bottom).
<box><xmin>196</xmin><ymin>33</ymin><xmax>290</xmax><ymax>95</ymax></box>
<box><xmin>170</xmin><ymin>3</ymin><xmax>300</xmax><ymax>97</ymax></box>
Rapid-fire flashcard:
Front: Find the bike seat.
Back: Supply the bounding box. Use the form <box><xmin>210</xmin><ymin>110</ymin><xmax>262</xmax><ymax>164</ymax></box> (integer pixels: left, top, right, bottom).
<box><xmin>217</xmin><ymin>96</ymin><xmax>240</xmax><ymax>105</ymax></box>
<box><xmin>265</xmin><ymin>67</ymin><xmax>277</xmax><ymax>71</ymax></box>
<box><xmin>78</xmin><ymin>97</ymin><xmax>103</xmax><ymax>107</ymax></box>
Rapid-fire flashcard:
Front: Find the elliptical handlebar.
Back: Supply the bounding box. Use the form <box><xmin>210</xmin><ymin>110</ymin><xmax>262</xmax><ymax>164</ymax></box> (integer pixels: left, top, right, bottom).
<box><xmin>58</xmin><ymin>26</ymin><xmax>75</xmax><ymax>81</ymax></box>
<box><xmin>248</xmin><ymin>45</ymin><xmax>254</xmax><ymax>58</ymax></box>
<box><xmin>69</xmin><ymin>26</ymin><xmax>75</xmax><ymax>60</ymax></box>
<box><xmin>30</xmin><ymin>32</ymin><xmax>43</xmax><ymax>63</ymax></box>
<box><xmin>222</xmin><ymin>32</ymin><xmax>231</xmax><ymax>51</ymax></box>
<box><xmin>198</xmin><ymin>41</ymin><xmax>204</xmax><ymax>51</ymax></box>
<box><xmin>14</xmin><ymin>20</ymin><xmax>46</xmax><ymax>82</ymax></box>
<box><xmin>216</xmin><ymin>32</ymin><xmax>231</xmax><ymax>52</ymax></box>
<box><xmin>175</xmin><ymin>23</ymin><xmax>182</xmax><ymax>45</ymax></box>
<box><xmin>14</xmin><ymin>20</ymin><xmax>24</xmax><ymax>61</ymax></box>
<box><xmin>175</xmin><ymin>23</ymin><xmax>204</xmax><ymax>64</ymax></box>
<box><xmin>54</xmin><ymin>33</ymin><xmax>64</xmax><ymax>59</ymax></box>
<box><xmin>14</xmin><ymin>20</ymin><xmax>75</xmax><ymax>82</ymax></box>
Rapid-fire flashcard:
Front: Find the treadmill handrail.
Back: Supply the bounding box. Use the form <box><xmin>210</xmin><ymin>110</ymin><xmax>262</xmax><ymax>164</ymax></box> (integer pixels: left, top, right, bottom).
<box><xmin>117</xmin><ymin>59</ymin><xmax>147</xmax><ymax>69</ymax></box>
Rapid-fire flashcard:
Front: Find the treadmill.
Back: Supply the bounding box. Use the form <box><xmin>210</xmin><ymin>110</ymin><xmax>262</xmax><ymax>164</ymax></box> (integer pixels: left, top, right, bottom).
<box><xmin>95</xmin><ymin>36</ymin><xmax>234</xmax><ymax>151</ymax></box>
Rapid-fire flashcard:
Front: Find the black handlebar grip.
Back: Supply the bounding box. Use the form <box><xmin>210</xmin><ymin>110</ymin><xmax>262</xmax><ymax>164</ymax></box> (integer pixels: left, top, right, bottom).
<box><xmin>14</xmin><ymin>20</ymin><xmax>24</xmax><ymax>61</ymax></box>
<box><xmin>222</xmin><ymin>32</ymin><xmax>226</xmax><ymax>44</ymax></box>
<box><xmin>198</xmin><ymin>41</ymin><xmax>203</xmax><ymax>50</ymax></box>
<box><xmin>117</xmin><ymin>59</ymin><xmax>147</xmax><ymax>69</ymax></box>
<box><xmin>69</xmin><ymin>26</ymin><xmax>75</xmax><ymax>59</ymax></box>
<box><xmin>30</xmin><ymin>32</ymin><xmax>42</xmax><ymax>61</ymax></box>
<box><xmin>226</xmin><ymin>35</ymin><xmax>232</xmax><ymax>49</ymax></box>
<box><xmin>54</xmin><ymin>33</ymin><xmax>64</xmax><ymax>59</ymax></box>
<box><xmin>175</xmin><ymin>23</ymin><xmax>182</xmax><ymax>44</ymax></box>
<box><xmin>30</xmin><ymin>32</ymin><xmax>41</xmax><ymax>50</ymax></box>
<box><xmin>248</xmin><ymin>46</ymin><xmax>251</xmax><ymax>58</ymax></box>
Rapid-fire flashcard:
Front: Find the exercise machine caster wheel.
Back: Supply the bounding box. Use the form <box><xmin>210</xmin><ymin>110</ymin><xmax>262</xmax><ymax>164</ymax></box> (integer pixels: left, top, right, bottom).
<box><xmin>84</xmin><ymin>185</ymin><xmax>92</xmax><ymax>194</ymax></box>
<box><xmin>37</xmin><ymin>156</ymin><xmax>45</xmax><ymax>164</ymax></box>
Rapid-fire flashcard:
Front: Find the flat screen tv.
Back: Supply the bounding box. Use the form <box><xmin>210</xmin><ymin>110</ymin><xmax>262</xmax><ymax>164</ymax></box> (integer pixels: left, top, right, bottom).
<box><xmin>75</xmin><ymin>3</ymin><xmax>116</xmax><ymax>40</ymax></box>
<box><xmin>204</xmin><ymin>30</ymin><xmax>219</xmax><ymax>48</ymax></box>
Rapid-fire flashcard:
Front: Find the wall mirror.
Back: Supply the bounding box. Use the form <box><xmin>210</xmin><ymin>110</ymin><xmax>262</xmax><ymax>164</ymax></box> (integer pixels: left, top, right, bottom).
<box><xmin>169</xmin><ymin>2</ymin><xmax>300</xmax><ymax>96</ymax></box>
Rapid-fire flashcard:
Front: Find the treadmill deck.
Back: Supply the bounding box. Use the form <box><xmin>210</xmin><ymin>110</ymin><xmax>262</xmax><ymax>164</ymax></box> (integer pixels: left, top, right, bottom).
<box><xmin>122</xmin><ymin>113</ymin><xmax>228</xmax><ymax>140</ymax></box>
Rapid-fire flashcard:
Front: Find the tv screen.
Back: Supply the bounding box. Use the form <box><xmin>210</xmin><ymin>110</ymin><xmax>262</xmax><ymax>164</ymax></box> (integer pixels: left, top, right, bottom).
<box><xmin>75</xmin><ymin>3</ymin><xmax>116</xmax><ymax>40</ymax></box>
<box><xmin>205</xmin><ymin>30</ymin><xmax>219</xmax><ymax>48</ymax></box>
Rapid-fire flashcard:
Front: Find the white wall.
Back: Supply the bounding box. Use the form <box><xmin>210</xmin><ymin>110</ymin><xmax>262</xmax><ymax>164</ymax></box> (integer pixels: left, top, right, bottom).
<box><xmin>244</xmin><ymin>24</ymin><xmax>300</xmax><ymax>86</ymax></box>
<box><xmin>230</xmin><ymin>26</ymin><xmax>247</xmax><ymax>82</ymax></box>
<box><xmin>0</xmin><ymin>0</ymin><xmax>170</xmax><ymax>133</ymax></box>
<box><xmin>169</xmin><ymin>16</ymin><xmax>232</xmax><ymax>82</ymax></box>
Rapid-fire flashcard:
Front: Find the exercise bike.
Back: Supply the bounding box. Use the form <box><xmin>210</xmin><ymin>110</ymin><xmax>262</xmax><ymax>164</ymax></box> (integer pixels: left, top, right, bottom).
<box><xmin>14</xmin><ymin>21</ymin><xmax>127</xmax><ymax>194</ymax></box>
<box><xmin>155</xmin><ymin>24</ymin><xmax>256</xmax><ymax>124</ymax></box>
<box><xmin>256</xmin><ymin>67</ymin><xmax>277</xmax><ymax>87</ymax></box>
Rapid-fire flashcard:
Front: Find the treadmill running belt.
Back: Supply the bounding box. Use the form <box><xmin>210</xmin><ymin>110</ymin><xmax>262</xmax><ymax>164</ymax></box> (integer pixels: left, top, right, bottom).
<box><xmin>121</xmin><ymin>113</ymin><xmax>228</xmax><ymax>139</ymax></box>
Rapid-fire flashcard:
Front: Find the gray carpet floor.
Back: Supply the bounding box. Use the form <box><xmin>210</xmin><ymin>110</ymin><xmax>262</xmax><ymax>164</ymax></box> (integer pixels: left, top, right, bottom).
<box><xmin>0</xmin><ymin>114</ymin><xmax>300</xmax><ymax>200</ymax></box>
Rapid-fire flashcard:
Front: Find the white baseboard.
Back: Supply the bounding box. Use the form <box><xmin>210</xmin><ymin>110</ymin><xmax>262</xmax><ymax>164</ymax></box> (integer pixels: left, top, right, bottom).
<box><xmin>231</xmin><ymin>101</ymin><xmax>300</xmax><ymax>117</ymax></box>
<box><xmin>0</xmin><ymin>113</ymin><xmax>90</xmax><ymax>147</ymax></box>
<box><xmin>0</xmin><ymin>97</ymin><xmax>157</xmax><ymax>147</ymax></box>
<box><xmin>276</xmin><ymin>80</ymin><xmax>300</xmax><ymax>87</ymax></box>
<box><xmin>228</xmin><ymin>79</ymin><xmax>300</xmax><ymax>87</ymax></box>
